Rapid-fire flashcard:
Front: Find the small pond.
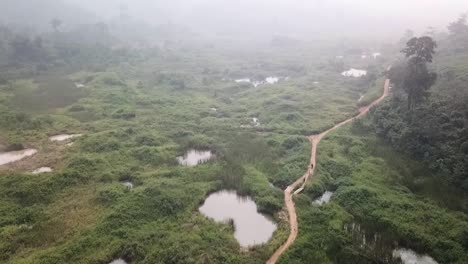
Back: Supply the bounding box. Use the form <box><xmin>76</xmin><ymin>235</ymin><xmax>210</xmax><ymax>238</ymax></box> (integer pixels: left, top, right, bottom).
<box><xmin>32</xmin><ymin>167</ymin><xmax>52</xmax><ymax>174</ymax></box>
<box><xmin>0</xmin><ymin>149</ymin><xmax>38</xmax><ymax>166</ymax></box>
<box><xmin>342</xmin><ymin>68</ymin><xmax>367</xmax><ymax>77</ymax></box>
<box><xmin>372</xmin><ymin>52</ymin><xmax>382</xmax><ymax>59</ymax></box>
<box><xmin>344</xmin><ymin>221</ymin><xmax>438</xmax><ymax>263</ymax></box>
<box><xmin>265</xmin><ymin>76</ymin><xmax>279</xmax><ymax>84</ymax></box>
<box><xmin>177</xmin><ymin>149</ymin><xmax>214</xmax><ymax>167</ymax></box>
<box><xmin>313</xmin><ymin>191</ymin><xmax>334</xmax><ymax>205</ymax></box>
<box><xmin>49</xmin><ymin>134</ymin><xmax>82</xmax><ymax>142</ymax></box>
<box><xmin>393</xmin><ymin>248</ymin><xmax>438</xmax><ymax>264</ymax></box>
<box><xmin>108</xmin><ymin>259</ymin><xmax>127</xmax><ymax>264</ymax></box>
<box><xmin>122</xmin><ymin>181</ymin><xmax>134</xmax><ymax>189</ymax></box>
<box><xmin>199</xmin><ymin>190</ymin><xmax>277</xmax><ymax>247</ymax></box>
<box><xmin>235</xmin><ymin>76</ymin><xmax>281</xmax><ymax>87</ymax></box>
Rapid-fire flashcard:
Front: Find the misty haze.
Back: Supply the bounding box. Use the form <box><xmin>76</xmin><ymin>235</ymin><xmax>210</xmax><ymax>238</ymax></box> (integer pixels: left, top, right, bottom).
<box><xmin>0</xmin><ymin>1</ymin><xmax>467</xmax><ymax>264</ymax></box>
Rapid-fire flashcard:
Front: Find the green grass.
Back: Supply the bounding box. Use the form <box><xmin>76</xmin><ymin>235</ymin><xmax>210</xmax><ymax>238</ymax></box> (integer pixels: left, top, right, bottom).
<box><xmin>279</xmin><ymin>119</ymin><xmax>468</xmax><ymax>264</ymax></box>
<box><xmin>0</xmin><ymin>42</ymin><xmax>423</xmax><ymax>264</ymax></box>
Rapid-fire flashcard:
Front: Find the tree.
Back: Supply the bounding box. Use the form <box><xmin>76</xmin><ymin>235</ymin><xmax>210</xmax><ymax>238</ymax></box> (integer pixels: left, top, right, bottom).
<box><xmin>51</xmin><ymin>18</ymin><xmax>62</xmax><ymax>32</ymax></box>
<box><xmin>399</xmin><ymin>29</ymin><xmax>414</xmax><ymax>46</ymax></box>
<box><xmin>402</xmin><ymin>59</ymin><xmax>437</xmax><ymax>110</ymax></box>
<box><xmin>447</xmin><ymin>13</ymin><xmax>468</xmax><ymax>52</ymax></box>
<box><xmin>448</xmin><ymin>13</ymin><xmax>468</xmax><ymax>35</ymax></box>
<box><xmin>400</xmin><ymin>36</ymin><xmax>437</xmax><ymax>110</ymax></box>
<box><xmin>401</xmin><ymin>36</ymin><xmax>437</xmax><ymax>63</ymax></box>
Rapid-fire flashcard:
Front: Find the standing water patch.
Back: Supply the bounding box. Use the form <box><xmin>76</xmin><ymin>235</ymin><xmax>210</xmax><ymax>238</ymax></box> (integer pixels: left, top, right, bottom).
<box><xmin>49</xmin><ymin>134</ymin><xmax>82</xmax><ymax>142</ymax></box>
<box><xmin>177</xmin><ymin>149</ymin><xmax>213</xmax><ymax>167</ymax></box>
<box><xmin>32</xmin><ymin>167</ymin><xmax>52</xmax><ymax>174</ymax></box>
<box><xmin>342</xmin><ymin>68</ymin><xmax>367</xmax><ymax>78</ymax></box>
<box><xmin>199</xmin><ymin>190</ymin><xmax>277</xmax><ymax>247</ymax></box>
<box><xmin>313</xmin><ymin>191</ymin><xmax>334</xmax><ymax>205</ymax></box>
<box><xmin>0</xmin><ymin>149</ymin><xmax>37</xmax><ymax>166</ymax></box>
<box><xmin>122</xmin><ymin>181</ymin><xmax>134</xmax><ymax>189</ymax></box>
<box><xmin>109</xmin><ymin>259</ymin><xmax>127</xmax><ymax>264</ymax></box>
<box><xmin>393</xmin><ymin>248</ymin><xmax>438</xmax><ymax>264</ymax></box>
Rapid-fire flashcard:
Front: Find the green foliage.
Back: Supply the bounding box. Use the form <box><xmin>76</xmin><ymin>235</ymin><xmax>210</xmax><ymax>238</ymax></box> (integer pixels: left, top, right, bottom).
<box><xmin>283</xmin><ymin>124</ymin><xmax>468</xmax><ymax>264</ymax></box>
<box><xmin>395</xmin><ymin>36</ymin><xmax>437</xmax><ymax>110</ymax></box>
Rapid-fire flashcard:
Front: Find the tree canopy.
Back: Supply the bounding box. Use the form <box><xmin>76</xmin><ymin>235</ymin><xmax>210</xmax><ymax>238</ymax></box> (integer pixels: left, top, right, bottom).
<box><xmin>396</xmin><ymin>36</ymin><xmax>438</xmax><ymax>110</ymax></box>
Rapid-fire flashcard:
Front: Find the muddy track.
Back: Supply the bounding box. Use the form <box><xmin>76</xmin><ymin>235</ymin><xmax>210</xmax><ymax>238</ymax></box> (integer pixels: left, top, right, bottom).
<box><xmin>267</xmin><ymin>78</ymin><xmax>390</xmax><ymax>264</ymax></box>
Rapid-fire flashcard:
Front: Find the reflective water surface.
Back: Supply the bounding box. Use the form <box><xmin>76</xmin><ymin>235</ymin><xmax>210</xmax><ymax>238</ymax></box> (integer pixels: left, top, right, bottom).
<box><xmin>393</xmin><ymin>248</ymin><xmax>438</xmax><ymax>264</ymax></box>
<box><xmin>49</xmin><ymin>134</ymin><xmax>82</xmax><ymax>142</ymax></box>
<box><xmin>313</xmin><ymin>191</ymin><xmax>334</xmax><ymax>205</ymax></box>
<box><xmin>0</xmin><ymin>149</ymin><xmax>38</xmax><ymax>166</ymax></box>
<box><xmin>199</xmin><ymin>190</ymin><xmax>277</xmax><ymax>247</ymax></box>
<box><xmin>32</xmin><ymin>167</ymin><xmax>52</xmax><ymax>174</ymax></box>
<box><xmin>108</xmin><ymin>259</ymin><xmax>127</xmax><ymax>264</ymax></box>
<box><xmin>177</xmin><ymin>149</ymin><xmax>214</xmax><ymax>167</ymax></box>
<box><xmin>342</xmin><ymin>68</ymin><xmax>367</xmax><ymax>77</ymax></box>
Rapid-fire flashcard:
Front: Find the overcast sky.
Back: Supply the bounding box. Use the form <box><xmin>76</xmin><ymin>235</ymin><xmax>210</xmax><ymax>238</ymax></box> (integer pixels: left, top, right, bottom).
<box><xmin>66</xmin><ymin>0</ymin><xmax>468</xmax><ymax>38</ymax></box>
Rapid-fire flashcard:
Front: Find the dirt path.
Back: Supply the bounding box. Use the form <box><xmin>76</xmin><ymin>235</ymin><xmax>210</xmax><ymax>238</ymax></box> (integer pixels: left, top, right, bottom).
<box><xmin>267</xmin><ymin>78</ymin><xmax>390</xmax><ymax>264</ymax></box>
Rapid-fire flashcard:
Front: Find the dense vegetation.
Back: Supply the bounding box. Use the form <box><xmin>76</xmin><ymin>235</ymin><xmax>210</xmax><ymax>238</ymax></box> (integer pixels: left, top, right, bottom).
<box><xmin>0</xmin><ymin>3</ymin><xmax>467</xmax><ymax>264</ymax></box>
<box><xmin>372</xmin><ymin>16</ymin><xmax>468</xmax><ymax>192</ymax></box>
<box><xmin>0</xmin><ymin>14</ymin><xmax>389</xmax><ymax>263</ymax></box>
<box><xmin>279</xmin><ymin>15</ymin><xmax>468</xmax><ymax>264</ymax></box>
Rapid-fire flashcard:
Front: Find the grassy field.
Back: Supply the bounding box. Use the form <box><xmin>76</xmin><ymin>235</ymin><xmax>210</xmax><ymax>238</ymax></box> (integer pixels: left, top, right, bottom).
<box><xmin>278</xmin><ymin>118</ymin><xmax>468</xmax><ymax>264</ymax></box>
<box><xmin>3</xmin><ymin>42</ymin><xmax>454</xmax><ymax>264</ymax></box>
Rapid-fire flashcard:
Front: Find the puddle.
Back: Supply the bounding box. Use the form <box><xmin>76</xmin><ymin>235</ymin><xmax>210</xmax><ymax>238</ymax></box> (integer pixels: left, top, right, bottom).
<box><xmin>199</xmin><ymin>190</ymin><xmax>277</xmax><ymax>247</ymax></box>
<box><xmin>235</xmin><ymin>78</ymin><xmax>251</xmax><ymax>84</ymax></box>
<box><xmin>177</xmin><ymin>149</ymin><xmax>214</xmax><ymax>167</ymax></box>
<box><xmin>210</xmin><ymin>107</ymin><xmax>217</xmax><ymax>112</ymax></box>
<box><xmin>252</xmin><ymin>81</ymin><xmax>263</xmax><ymax>87</ymax></box>
<box><xmin>240</xmin><ymin>118</ymin><xmax>261</xmax><ymax>128</ymax></box>
<box><xmin>342</xmin><ymin>68</ymin><xmax>367</xmax><ymax>78</ymax></box>
<box><xmin>235</xmin><ymin>77</ymin><xmax>281</xmax><ymax>87</ymax></box>
<box><xmin>74</xmin><ymin>83</ymin><xmax>85</xmax><ymax>88</ymax></box>
<box><xmin>393</xmin><ymin>248</ymin><xmax>438</xmax><ymax>264</ymax></box>
<box><xmin>49</xmin><ymin>134</ymin><xmax>82</xmax><ymax>142</ymax></box>
<box><xmin>252</xmin><ymin>117</ymin><xmax>260</xmax><ymax>127</ymax></box>
<box><xmin>343</xmin><ymin>221</ymin><xmax>434</xmax><ymax>262</ymax></box>
<box><xmin>109</xmin><ymin>259</ymin><xmax>127</xmax><ymax>264</ymax></box>
<box><xmin>265</xmin><ymin>76</ymin><xmax>279</xmax><ymax>84</ymax></box>
<box><xmin>0</xmin><ymin>149</ymin><xmax>38</xmax><ymax>166</ymax></box>
<box><xmin>32</xmin><ymin>167</ymin><xmax>52</xmax><ymax>174</ymax></box>
<box><xmin>313</xmin><ymin>191</ymin><xmax>334</xmax><ymax>205</ymax></box>
<box><xmin>358</xmin><ymin>94</ymin><xmax>364</xmax><ymax>102</ymax></box>
<box><xmin>122</xmin><ymin>181</ymin><xmax>134</xmax><ymax>189</ymax></box>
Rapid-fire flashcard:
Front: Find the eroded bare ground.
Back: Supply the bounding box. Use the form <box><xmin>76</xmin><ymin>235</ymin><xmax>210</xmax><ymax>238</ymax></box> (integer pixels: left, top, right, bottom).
<box><xmin>267</xmin><ymin>78</ymin><xmax>390</xmax><ymax>264</ymax></box>
<box><xmin>0</xmin><ymin>138</ymin><xmax>75</xmax><ymax>173</ymax></box>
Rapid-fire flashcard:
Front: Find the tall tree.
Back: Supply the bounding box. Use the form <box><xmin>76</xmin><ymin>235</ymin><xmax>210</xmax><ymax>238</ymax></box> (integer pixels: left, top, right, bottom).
<box><xmin>401</xmin><ymin>36</ymin><xmax>437</xmax><ymax>62</ymax></box>
<box><xmin>447</xmin><ymin>13</ymin><xmax>468</xmax><ymax>52</ymax></box>
<box><xmin>400</xmin><ymin>36</ymin><xmax>437</xmax><ymax>110</ymax></box>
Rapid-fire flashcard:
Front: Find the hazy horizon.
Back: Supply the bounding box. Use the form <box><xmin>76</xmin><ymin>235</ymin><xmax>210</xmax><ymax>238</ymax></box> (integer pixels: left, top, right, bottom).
<box><xmin>65</xmin><ymin>0</ymin><xmax>468</xmax><ymax>38</ymax></box>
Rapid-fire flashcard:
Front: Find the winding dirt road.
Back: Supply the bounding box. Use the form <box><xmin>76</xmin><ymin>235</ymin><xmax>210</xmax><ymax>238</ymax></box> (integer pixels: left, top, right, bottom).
<box><xmin>267</xmin><ymin>78</ymin><xmax>390</xmax><ymax>264</ymax></box>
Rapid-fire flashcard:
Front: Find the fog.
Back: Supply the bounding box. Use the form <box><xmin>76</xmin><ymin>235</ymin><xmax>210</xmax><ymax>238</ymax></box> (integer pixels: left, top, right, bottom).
<box><xmin>66</xmin><ymin>0</ymin><xmax>468</xmax><ymax>38</ymax></box>
<box><xmin>2</xmin><ymin>0</ymin><xmax>468</xmax><ymax>41</ymax></box>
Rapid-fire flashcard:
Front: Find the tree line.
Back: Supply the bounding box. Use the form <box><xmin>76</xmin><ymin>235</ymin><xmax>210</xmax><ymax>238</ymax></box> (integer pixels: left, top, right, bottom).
<box><xmin>371</xmin><ymin>14</ymin><xmax>468</xmax><ymax>190</ymax></box>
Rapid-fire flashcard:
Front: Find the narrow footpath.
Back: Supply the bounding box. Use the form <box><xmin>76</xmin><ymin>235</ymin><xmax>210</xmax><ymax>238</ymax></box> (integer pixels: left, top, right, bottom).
<box><xmin>267</xmin><ymin>78</ymin><xmax>390</xmax><ymax>264</ymax></box>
